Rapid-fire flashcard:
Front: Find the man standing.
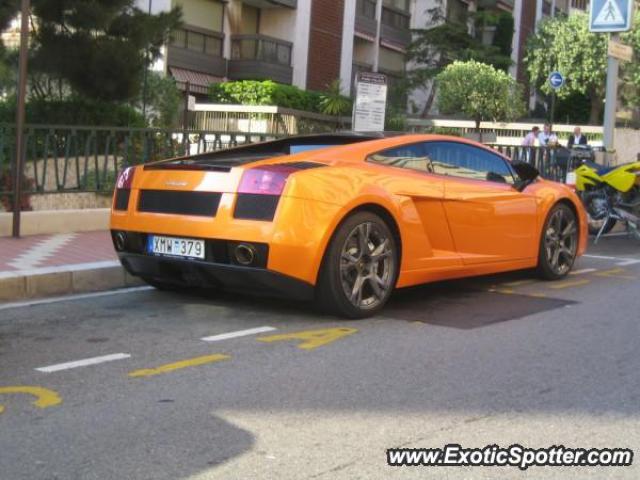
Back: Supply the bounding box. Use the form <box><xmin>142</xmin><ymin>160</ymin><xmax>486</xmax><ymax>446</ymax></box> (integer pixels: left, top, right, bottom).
<box><xmin>538</xmin><ymin>123</ymin><xmax>559</xmax><ymax>147</ymax></box>
<box><xmin>568</xmin><ymin>127</ymin><xmax>588</xmax><ymax>147</ymax></box>
<box><xmin>522</xmin><ymin>126</ymin><xmax>540</xmax><ymax>146</ymax></box>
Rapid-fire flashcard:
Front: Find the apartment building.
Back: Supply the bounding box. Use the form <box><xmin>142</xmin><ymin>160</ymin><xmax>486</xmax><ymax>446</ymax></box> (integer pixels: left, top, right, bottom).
<box><xmin>149</xmin><ymin>0</ymin><xmax>570</xmax><ymax>112</ymax></box>
<box><xmin>139</xmin><ymin>0</ymin><xmax>412</xmax><ymax>97</ymax></box>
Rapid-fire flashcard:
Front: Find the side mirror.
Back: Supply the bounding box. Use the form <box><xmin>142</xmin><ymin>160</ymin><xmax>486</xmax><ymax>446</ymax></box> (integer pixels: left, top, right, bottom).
<box><xmin>511</xmin><ymin>161</ymin><xmax>540</xmax><ymax>191</ymax></box>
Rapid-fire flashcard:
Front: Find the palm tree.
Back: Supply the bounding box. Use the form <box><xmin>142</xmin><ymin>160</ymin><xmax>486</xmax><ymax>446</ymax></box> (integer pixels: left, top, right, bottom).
<box><xmin>319</xmin><ymin>80</ymin><xmax>352</xmax><ymax>129</ymax></box>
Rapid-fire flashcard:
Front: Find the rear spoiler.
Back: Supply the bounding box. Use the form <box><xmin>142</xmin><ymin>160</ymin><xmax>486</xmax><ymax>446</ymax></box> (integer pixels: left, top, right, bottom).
<box><xmin>147</xmin><ymin>132</ymin><xmax>397</xmax><ymax>170</ymax></box>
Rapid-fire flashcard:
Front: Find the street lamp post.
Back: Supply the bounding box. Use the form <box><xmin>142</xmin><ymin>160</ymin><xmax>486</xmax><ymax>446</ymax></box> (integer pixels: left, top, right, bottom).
<box><xmin>12</xmin><ymin>0</ymin><xmax>31</xmax><ymax>238</ymax></box>
<box><xmin>141</xmin><ymin>0</ymin><xmax>153</xmax><ymax>120</ymax></box>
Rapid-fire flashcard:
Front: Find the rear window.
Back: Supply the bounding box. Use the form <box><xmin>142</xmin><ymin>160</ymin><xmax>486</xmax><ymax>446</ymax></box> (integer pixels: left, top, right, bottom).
<box><xmin>289</xmin><ymin>145</ymin><xmax>339</xmax><ymax>154</ymax></box>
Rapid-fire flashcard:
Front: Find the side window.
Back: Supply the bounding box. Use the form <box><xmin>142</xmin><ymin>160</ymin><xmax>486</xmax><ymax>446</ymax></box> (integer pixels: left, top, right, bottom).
<box><xmin>422</xmin><ymin>142</ymin><xmax>515</xmax><ymax>184</ymax></box>
<box><xmin>368</xmin><ymin>143</ymin><xmax>434</xmax><ymax>173</ymax></box>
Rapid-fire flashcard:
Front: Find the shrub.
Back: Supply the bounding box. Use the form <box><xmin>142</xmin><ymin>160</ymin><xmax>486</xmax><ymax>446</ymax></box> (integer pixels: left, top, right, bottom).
<box><xmin>209</xmin><ymin>80</ymin><xmax>325</xmax><ymax>113</ymax></box>
<box><xmin>0</xmin><ymin>96</ymin><xmax>146</xmax><ymax>127</ymax></box>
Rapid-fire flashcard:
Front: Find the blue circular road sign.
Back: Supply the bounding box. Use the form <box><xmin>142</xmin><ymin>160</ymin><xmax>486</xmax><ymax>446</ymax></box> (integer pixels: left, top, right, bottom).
<box><xmin>549</xmin><ymin>71</ymin><xmax>565</xmax><ymax>89</ymax></box>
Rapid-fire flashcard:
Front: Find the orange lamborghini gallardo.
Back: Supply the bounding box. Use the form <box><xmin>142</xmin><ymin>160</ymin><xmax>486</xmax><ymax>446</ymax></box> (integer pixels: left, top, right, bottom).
<box><xmin>110</xmin><ymin>133</ymin><xmax>587</xmax><ymax>318</ymax></box>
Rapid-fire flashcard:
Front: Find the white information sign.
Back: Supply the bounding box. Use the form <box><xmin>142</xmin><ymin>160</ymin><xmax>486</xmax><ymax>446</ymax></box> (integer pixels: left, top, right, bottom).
<box><xmin>353</xmin><ymin>72</ymin><xmax>388</xmax><ymax>132</ymax></box>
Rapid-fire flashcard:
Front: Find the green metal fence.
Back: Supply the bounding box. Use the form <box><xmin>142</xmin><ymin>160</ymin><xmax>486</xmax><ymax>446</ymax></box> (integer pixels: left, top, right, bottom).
<box><xmin>0</xmin><ymin>124</ymin><xmax>280</xmax><ymax>203</ymax></box>
<box><xmin>1</xmin><ymin>125</ymin><xmax>594</xmax><ymax>213</ymax></box>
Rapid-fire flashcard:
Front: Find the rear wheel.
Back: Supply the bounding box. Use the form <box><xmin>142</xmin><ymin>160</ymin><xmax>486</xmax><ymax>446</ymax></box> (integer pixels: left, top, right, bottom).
<box><xmin>537</xmin><ymin>204</ymin><xmax>579</xmax><ymax>280</ymax></box>
<box><xmin>315</xmin><ymin>212</ymin><xmax>399</xmax><ymax>319</ymax></box>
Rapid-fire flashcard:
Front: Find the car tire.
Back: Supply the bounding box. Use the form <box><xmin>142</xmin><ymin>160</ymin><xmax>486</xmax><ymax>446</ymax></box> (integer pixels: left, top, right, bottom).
<box><xmin>315</xmin><ymin>211</ymin><xmax>399</xmax><ymax>319</ymax></box>
<box><xmin>536</xmin><ymin>203</ymin><xmax>579</xmax><ymax>280</ymax></box>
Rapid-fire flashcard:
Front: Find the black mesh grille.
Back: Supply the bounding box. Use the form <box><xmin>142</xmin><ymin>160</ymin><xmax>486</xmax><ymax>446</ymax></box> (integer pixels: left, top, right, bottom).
<box><xmin>114</xmin><ymin>189</ymin><xmax>130</xmax><ymax>211</ymax></box>
<box><xmin>234</xmin><ymin>194</ymin><xmax>280</xmax><ymax>221</ymax></box>
<box><xmin>138</xmin><ymin>190</ymin><xmax>221</xmax><ymax>217</ymax></box>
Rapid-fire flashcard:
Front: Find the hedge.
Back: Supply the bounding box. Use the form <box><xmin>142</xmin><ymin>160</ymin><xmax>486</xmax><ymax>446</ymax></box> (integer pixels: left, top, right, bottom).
<box><xmin>209</xmin><ymin>80</ymin><xmax>325</xmax><ymax>113</ymax></box>
<box><xmin>0</xmin><ymin>96</ymin><xmax>145</xmax><ymax>127</ymax></box>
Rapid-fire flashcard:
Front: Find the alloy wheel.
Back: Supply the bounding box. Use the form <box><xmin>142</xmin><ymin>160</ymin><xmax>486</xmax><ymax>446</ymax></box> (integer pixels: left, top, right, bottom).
<box><xmin>339</xmin><ymin>222</ymin><xmax>394</xmax><ymax>310</ymax></box>
<box><xmin>544</xmin><ymin>208</ymin><xmax>578</xmax><ymax>276</ymax></box>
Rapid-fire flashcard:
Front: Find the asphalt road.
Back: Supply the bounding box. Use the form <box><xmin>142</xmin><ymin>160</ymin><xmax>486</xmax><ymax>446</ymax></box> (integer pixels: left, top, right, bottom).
<box><xmin>1</xmin><ymin>233</ymin><xmax>639</xmax><ymax>480</ymax></box>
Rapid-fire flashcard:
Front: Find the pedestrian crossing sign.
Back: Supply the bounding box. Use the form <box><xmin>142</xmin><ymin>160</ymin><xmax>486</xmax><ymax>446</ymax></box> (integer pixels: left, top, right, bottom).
<box><xmin>590</xmin><ymin>0</ymin><xmax>634</xmax><ymax>32</ymax></box>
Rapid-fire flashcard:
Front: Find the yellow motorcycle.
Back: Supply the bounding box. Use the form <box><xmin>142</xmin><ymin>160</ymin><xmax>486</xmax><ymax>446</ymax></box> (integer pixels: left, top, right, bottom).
<box><xmin>573</xmin><ymin>158</ymin><xmax>640</xmax><ymax>243</ymax></box>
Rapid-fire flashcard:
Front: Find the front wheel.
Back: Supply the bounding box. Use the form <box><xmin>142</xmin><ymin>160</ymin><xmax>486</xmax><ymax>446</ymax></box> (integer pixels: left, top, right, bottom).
<box><xmin>315</xmin><ymin>212</ymin><xmax>399</xmax><ymax>319</ymax></box>
<box><xmin>581</xmin><ymin>191</ymin><xmax>616</xmax><ymax>235</ymax></box>
<box><xmin>537</xmin><ymin>204</ymin><xmax>579</xmax><ymax>280</ymax></box>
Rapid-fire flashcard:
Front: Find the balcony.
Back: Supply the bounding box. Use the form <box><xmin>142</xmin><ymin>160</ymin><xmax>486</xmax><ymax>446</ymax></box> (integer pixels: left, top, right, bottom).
<box><xmin>228</xmin><ymin>35</ymin><xmax>293</xmax><ymax>85</ymax></box>
<box><xmin>477</xmin><ymin>0</ymin><xmax>514</xmax><ymax>10</ymax></box>
<box><xmin>355</xmin><ymin>0</ymin><xmax>377</xmax><ymax>40</ymax></box>
<box><xmin>242</xmin><ymin>0</ymin><xmax>297</xmax><ymax>8</ymax></box>
<box><xmin>167</xmin><ymin>26</ymin><xmax>226</xmax><ymax>78</ymax></box>
<box><xmin>380</xmin><ymin>6</ymin><xmax>411</xmax><ymax>48</ymax></box>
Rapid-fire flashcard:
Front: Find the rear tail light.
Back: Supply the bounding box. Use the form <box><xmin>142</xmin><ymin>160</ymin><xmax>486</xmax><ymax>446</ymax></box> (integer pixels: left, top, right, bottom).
<box><xmin>238</xmin><ymin>165</ymin><xmax>297</xmax><ymax>195</ymax></box>
<box><xmin>114</xmin><ymin>167</ymin><xmax>136</xmax><ymax>211</ymax></box>
<box><xmin>116</xmin><ymin>166</ymin><xmax>136</xmax><ymax>190</ymax></box>
<box><xmin>235</xmin><ymin>165</ymin><xmax>296</xmax><ymax>221</ymax></box>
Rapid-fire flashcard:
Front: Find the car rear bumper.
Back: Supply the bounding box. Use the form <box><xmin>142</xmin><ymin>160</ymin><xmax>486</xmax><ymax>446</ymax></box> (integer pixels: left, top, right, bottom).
<box><xmin>118</xmin><ymin>252</ymin><xmax>315</xmax><ymax>301</ymax></box>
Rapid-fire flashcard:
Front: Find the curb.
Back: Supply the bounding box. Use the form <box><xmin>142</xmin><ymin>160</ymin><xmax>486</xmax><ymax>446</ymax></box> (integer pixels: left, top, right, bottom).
<box><xmin>0</xmin><ymin>261</ymin><xmax>144</xmax><ymax>303</ymax></box>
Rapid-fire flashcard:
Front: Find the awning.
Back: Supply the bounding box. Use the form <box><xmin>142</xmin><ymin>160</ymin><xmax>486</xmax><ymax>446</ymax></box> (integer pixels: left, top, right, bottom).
<box><xmin>169</xmin><ymin>67</ymin><xmax>224</xmax><ymax>95</ymax></box>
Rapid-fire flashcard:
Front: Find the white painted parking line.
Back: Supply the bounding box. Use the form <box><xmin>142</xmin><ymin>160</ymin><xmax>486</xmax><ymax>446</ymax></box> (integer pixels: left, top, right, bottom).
<box><xmin>201</xmin><ymin>326</ymin><xmax>277</xmax><ymax>342</ymax></box>
<box><xmin>583</xmin><ymin>254</ymin><xmax>640</xmax><ymax>266</ymax></box>
<box><xmin>0</xmin><ymin>286</ymin><xmax>154</xmax><ymax>312</ymax></box>
<box><xmin>570</xmin><ymin>268</ymin><xmax>597</xmax><ymax>275</ymax></box>
<box><xmin>583</xmin><ymin>254</ymin><xmax>624</xmax><ymax>261</ymax></box>
<box><xmin>616</xmin><ymin>259</ymin><xmax>640</xmax><ymax>266</ymax></box>
<box><xmin>35</xmin><ymin>353</ymin><xmax>132</xmax><ymax>373</ymax></box>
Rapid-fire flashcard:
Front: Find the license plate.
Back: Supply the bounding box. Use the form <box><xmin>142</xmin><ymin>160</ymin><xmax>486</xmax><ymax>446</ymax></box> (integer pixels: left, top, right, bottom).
<box><xmin>147</xmin><ymin>235</ymin><xmax>205</xmax><ymax>259</ymax></box>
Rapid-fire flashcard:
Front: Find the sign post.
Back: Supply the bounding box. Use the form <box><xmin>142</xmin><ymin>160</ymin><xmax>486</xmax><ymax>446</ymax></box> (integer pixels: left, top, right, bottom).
<box><xmin>548</xmin><ymin>71</ymin><xmax>564</xmax><ymax>124</ymax></box>
<box><xmin>589</xmin><ymin>0</ymin><xmax>634</xmax><ymax>152</ymax></box>
<box><xmin>352</xmin><ymin>72</ymin><xmax>388</xmax><ymax>132</ymax></box>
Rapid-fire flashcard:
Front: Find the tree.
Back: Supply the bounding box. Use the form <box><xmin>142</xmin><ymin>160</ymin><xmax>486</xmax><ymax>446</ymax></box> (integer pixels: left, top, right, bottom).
<box><xmin>525</xmin><ymin>13</ymin><xmax>609</xmax><ymax>124</ymax></box>
<box><xmin>1</xmin><ymin>0</ymin><xmax>181</xmax><ymax>103</ymax></box>
<box><xmin>436</xmin><ymin>60</ymin><xmax>525</xmax><ymax>132</ymax></box>
<box><xmin>407</xmin><ymin>0</ymin><xmax>514</xmax><ymax>116</ymax></box>
<box><xmin>134</xmin><ymin>72</ymin><xmax>182</xmax><ymax>128</ymax></box>
<box><xmin>620</xmin><ymin>11</ymin><xmax>640</xmax><ymax>112</ymax></box>
<box><xmin>318</xmin><ymin>79</ymin><xmax>351</xmax><ymax>128</ymax></box>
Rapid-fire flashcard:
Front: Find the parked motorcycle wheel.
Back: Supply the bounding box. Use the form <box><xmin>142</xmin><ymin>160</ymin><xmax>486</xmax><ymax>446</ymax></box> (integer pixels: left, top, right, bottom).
<box><xmin>581</xmin><ymin>192</ymin><xmax>617</xmax><ymax>236</ymax></box>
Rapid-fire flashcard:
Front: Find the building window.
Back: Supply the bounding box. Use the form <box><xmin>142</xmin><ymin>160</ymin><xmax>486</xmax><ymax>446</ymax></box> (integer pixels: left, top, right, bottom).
<box><xmin>383</xmin><ymin>0</ymin><xmax>410</xmax><ymax>13</ymax></box>
<box><xmin>356</xmin><ymin>0</ymin><xmax>376</xmax><ymax>19</ymax></box>
<box><xmin>381</xmin><ymin>8</ymin><xmax>410</xmax><ymax>29</ymax></box>
<box><xmin>170</xmin><ymin>28</ymin><xmax>223</xmax><ymax>57</ymax></box>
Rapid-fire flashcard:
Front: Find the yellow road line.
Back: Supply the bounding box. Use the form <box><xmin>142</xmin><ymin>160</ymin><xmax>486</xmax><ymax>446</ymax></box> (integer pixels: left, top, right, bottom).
<box><xmin>502</xmin><ymin>279</ymin><xmax>536</xmax><ymax>287</ymax></box>
<box><xmin>258</xmin><ymin>327</ymin><xmax>358</xmax><ymax>351</ymax></box>
<box><xmin>0</xmin><ymin>386</ymin><xmax>62</xmax><ymax>414</ymax></box>
<box><xmin>128</xmin><ymin>354</ymin><xmax>230</xmax><ymax>378</ymax></box>
<box><xmin>548</xmin><ymin>279</ymin><xmax>590</xmax><ymax>290</ymax></box>
<box><xmin>488</xmin><ymin>287</ymin><xmax>515</xmax><ymax>294</ymax></box>
<box><xmin>594</xmin><ymin>268</ymin><xmax>637</xmax><ymax>280</ymax></box>
<box><xmin>526</xmin><ymin>292</ymin><xmax>547</xmax><ymax>298</ymax></box>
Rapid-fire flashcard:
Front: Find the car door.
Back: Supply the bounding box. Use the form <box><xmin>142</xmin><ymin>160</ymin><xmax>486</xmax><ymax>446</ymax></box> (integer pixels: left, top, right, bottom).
<box><xmin>422</xmin><ymin>141</ymin><xmax>539</xmax><ymax>265</ymax></box>
<box><xmin>368</xmin><ymin>142</ymin><xmax>462</xmax><ymax>270</ymax></box>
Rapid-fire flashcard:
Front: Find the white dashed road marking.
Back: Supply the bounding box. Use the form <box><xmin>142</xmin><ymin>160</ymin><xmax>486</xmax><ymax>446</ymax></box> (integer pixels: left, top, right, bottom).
<box><xmin>35</xmin><ymin>353</ymin><xmax>132</xmax><ymax>373</ymax></box>
<box><xmin>201</xmin><ymin>326</ymin><xmax>277</xmax><ymax>342</ymax></box>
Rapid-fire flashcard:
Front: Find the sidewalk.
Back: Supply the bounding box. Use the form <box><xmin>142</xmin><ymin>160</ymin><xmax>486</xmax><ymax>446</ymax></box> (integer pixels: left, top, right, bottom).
<box><xmin>0</xmin><ymin>231</ymin><xmax>141</xmax><ymax>303</ymax></box>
